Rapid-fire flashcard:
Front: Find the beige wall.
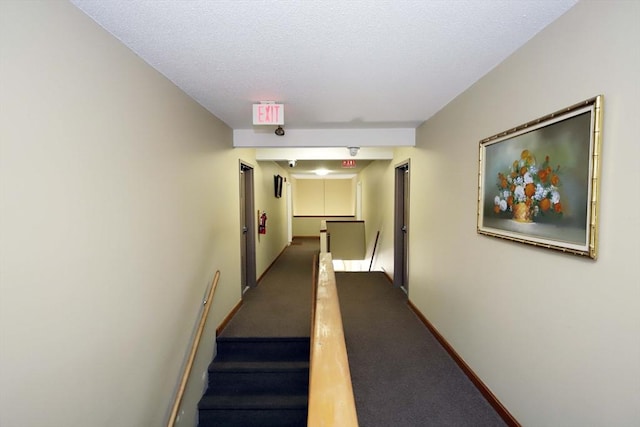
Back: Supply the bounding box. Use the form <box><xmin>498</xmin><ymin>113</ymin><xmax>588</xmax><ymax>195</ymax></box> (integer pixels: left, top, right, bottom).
<box><xmin>398</xmin><ymin>1</ymin><xmax>639</xmax><ymax>425</ymax></box>
<box><xmin>0</xmin><ymin>2</ymin><xmax>287</xmax><ymax>427</ymax></box>
<box><xmin>325</xmin><ymin>221</ymin><xmax>366</xmax><ymax>260</ymax></box>
<box><xmin>358</xmin><ymin>160</ymin><xmax>394</xmax><ymax>271</ymax></box>
<box><xmin>293</xmin><ymin>216</ymin><xmax>355</xmax><ymax>237</ymax></box>
<box><xmin>292</xmin><ymin>176</ymin><xmax>357</xmax><ymax>237</ymax></box>
<box><xmin>292</xmin><ymin>177</ymin><xmax>355</xmax><ymax>216</ymax></box>
<box><xmin>324</xmin><ymin>178</ymin><xmax>355</xmax><ymax>216</ymax></box>
<box><xmin>254</xmin><ymin>161</ymin><xmax>290</xmax><ymax>275</ymax></box>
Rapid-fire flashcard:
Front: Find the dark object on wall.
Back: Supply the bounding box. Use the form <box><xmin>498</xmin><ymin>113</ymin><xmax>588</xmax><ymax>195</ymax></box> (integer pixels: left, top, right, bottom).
<box><xmin>274</xmin><ymin>175</ymin><xmax>283</xmax><ymax>198</ymax></box>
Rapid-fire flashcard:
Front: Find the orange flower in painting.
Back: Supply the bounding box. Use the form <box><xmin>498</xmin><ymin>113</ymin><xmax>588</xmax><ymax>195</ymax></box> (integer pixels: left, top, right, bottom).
<box><xmin>539</xmin><ymin>198</ymin><xmax>551</xmax><ymax>211</ymax></box>
<box><xmin>492</xmin><ymin>148</ymin><xmax>564</xmax><ymax>221</ymax></box>
<box><xmin>525</xmin><ymin>183</ymin><xmax>536</xmax><ymax>198</ymax></box>
<box><xmin>538</xmin><ymin>168</ymin><xmax>549</xmax><ymax>183</ymax></box>
<box><xmin>520</xmin><ymin>149</ymin><xmax>536</xmax><ymax>165</ymax></box>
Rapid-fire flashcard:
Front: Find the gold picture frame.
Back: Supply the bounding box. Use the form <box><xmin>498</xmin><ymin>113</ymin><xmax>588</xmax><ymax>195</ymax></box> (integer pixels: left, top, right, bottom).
<box><xmin>477</xmin><ymin>96</ymin><xmax>603</xmax><ymax>259</ymax></box>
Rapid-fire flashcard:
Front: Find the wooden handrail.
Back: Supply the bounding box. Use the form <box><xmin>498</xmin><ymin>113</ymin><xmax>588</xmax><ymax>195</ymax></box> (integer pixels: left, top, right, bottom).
<box><xmin>308</xmin><ymin>253</ymin><xmax>358</xmax><ymax>426</ymax></box>
<box><xmin>167</xmin><ymin>270</ymin><xmax>220</xmax><ymax>427</ymax></box>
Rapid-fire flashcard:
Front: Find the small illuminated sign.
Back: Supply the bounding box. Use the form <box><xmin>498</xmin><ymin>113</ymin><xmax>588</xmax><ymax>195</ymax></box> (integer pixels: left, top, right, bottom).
<box><xmin>253</xmin><ymin>103</ymin><xmax>284</xmax><ymax>125</ymax></box>
<box><xmin>342</xmin><ymin>160</ymin><xmax>357</xmax><ymax>168</ymax></box>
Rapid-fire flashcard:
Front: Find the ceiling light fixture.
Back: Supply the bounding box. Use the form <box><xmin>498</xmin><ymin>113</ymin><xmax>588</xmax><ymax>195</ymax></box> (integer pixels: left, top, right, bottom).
<box><xmin>314</xmin><ymin>169</ymin><xmax>330</xmax><ymax>176</ymax></box>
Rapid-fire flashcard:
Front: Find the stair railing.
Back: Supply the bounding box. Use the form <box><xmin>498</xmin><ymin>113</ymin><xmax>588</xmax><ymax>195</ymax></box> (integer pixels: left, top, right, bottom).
<box><xmin>167</xmin><ymin>270</ymin><xmax>220</xmax><ymax>427</ymax></box>
<box><xmin>308</xmin><ymin>253</ymin><xmax>358</xmax><ymax>426</ymax></box>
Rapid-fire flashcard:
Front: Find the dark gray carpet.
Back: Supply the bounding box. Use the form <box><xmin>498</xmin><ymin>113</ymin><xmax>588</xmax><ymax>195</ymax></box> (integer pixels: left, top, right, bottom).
<box><xmin>336</xmin><ymin>271</ymin><xmax>506</xmax><ymax>427</ymax></box>
<box><xmin>219</xmin><ymin>238</ymin><xmax>317</xmax><ymax>337</ymax></box>
<box><xmin>219</xmin><ymin>238</ymin><xmax>506</xmax><ymax>426</ymax></box>
<box><xmin>199</xmin><ymin>337</ymin><xmax>310</xmax><ymax>427</ymax></box>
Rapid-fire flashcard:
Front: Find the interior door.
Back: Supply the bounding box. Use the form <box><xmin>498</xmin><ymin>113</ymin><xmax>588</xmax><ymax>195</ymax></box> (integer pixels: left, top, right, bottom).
<box><xmin>394</xmin><ymin>161</ymin><xmax>410</xmax><ymax>293</ymax></box>
<box><xmin>239</xmin><ymin>162</ymin><xmax>257</xmax><ymax>292</ymax></box>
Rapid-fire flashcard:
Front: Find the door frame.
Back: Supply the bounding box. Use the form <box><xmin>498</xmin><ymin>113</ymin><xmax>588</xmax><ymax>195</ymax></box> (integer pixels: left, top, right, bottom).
<box><xmin>393</xmin><ymin>160</ymin><xmax>410</xmax><ymax>293</ymax></box>
<box><xmin>239</xmin><ymin>161</ymin><xmax>257</xmax><ymax>292</ymax></box>
<box><xmin>356</xmin><ymin>180</ymin><xmax>363</xmax><ymax>220</ymax></box>
<box><xmin>286</xmin><ymin>181</ymin><xmax>293</xmax><ymax>244</ymax></box>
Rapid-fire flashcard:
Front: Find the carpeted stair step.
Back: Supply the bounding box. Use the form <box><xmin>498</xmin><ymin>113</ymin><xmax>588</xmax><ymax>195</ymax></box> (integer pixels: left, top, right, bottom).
<box><xmin>198</xmin><ymin>394</ymin><xmax>308</xmax><ymax>426</ymax></box>
<box><xmin>207</xmin><ymin>360</ymin><xmax>309</xmax><ymax>395</ymax></box>
<box><xmin>214</xmin><ymin>337</ymin><xmax>310</xmax><ymax>362</ymax></box>
<box><xmin>198</xmin><ymin>337</ymin><xmax>310</xmax><ymax>427</ymax></box>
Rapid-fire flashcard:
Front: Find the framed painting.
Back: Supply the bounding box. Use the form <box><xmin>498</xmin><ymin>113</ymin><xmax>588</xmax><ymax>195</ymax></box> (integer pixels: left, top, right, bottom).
<box><xmin>477</xmin><ymin>96</ymin><xmax>603</xmax><ymax>259</ymax></box>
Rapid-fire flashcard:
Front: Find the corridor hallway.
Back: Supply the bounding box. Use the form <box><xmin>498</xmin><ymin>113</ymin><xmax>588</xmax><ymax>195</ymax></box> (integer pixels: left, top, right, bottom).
<box><xmin>219</xmin><ymin>238</ymin><xmax>506</xmax><ymax>426</ymax></box>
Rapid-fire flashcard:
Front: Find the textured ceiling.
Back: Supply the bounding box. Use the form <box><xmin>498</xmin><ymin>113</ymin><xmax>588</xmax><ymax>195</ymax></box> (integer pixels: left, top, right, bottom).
<box><xmin>70</xmin><ymin>0</ymin><xmax>578</xmax><ymax>131</ymax></box>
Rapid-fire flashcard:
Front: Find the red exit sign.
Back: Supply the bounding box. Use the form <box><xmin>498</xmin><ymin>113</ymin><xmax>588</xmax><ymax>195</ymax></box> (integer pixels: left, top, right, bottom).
<box><xmin>342</xmin><ymin>160</ymin><xmax>356</xmax><ymax>168</ymax></box>
<box><xmin>253</xmin><ymin>103</ymin><xmax>284</xmax><ymax>125</ymax></box>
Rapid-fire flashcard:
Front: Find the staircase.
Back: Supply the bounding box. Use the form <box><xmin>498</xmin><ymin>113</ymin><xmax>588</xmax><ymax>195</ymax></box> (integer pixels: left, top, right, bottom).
<box><xmin>198</xmin><ymin>337</ymin><xmax>310</xmax><ymax>427</ymax></box>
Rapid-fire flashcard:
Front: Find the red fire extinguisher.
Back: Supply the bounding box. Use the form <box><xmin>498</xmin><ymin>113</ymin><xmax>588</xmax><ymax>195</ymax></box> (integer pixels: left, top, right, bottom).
<box><xmin>259</xmin><ymin>211</ymin><xmax>267</xmax><ymax>234</ymax></box>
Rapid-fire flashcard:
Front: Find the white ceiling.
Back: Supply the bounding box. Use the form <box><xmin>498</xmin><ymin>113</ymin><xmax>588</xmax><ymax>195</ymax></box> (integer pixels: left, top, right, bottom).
<box><xmin>70</xmin><ymin>0</ymin><xmax>578</xmax><ymax>132</ymax></box>
<box><xmin>70</xmin><ymin>0</ymin><xmax>578</xmax><ymax>174</ymax></box>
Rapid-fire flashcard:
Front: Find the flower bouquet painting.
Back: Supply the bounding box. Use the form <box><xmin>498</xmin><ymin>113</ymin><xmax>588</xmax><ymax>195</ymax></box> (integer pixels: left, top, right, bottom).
<box><xmin>477</xmin><ymin>96</ymin><xmax>603</xmax><ymax>259</ymax></box>
<box><xmin>493</xmin><ymin>149</ymin><xmax>564</xmax><ymax>223</ymax></box>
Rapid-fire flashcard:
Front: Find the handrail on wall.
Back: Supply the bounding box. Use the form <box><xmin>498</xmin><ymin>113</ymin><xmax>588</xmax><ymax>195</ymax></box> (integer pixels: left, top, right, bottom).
<box><xmin>308</xmin><ymin>253</ymin><xmax>358</xmax><ymax>426</ymax></box>
<box><xmin>167</xmin><ymin>270</ymin><xmax>220</xmax><ymax>427</ymax></box>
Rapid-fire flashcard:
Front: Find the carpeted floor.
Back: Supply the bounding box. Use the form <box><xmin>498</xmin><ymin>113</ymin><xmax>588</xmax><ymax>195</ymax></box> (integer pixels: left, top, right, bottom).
<box><xmin>219</xmin><ymin>237</ymin><xmax>317</xmax><ymax>337</ymax></box>
<box><xmin>336</xmin><ymin>271</ymin><xmax>506</xmax><ymax>427</ymax></box>
<box><xmin>219</xmin><ymin>237</ymin><xmax>506</xmax><ymax>426</ymax></box>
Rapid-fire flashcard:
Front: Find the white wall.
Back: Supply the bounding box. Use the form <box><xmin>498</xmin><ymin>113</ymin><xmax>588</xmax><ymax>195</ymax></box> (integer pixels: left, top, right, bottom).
<box><xmin>404</xmin><ymin>1</ymin><xmax>639</xmax><ymax>425</ymax></box>
<box><xmin>0</xmin><ymin>2</ymin><xmax>269</xmax><ymax>426</ymax></box>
